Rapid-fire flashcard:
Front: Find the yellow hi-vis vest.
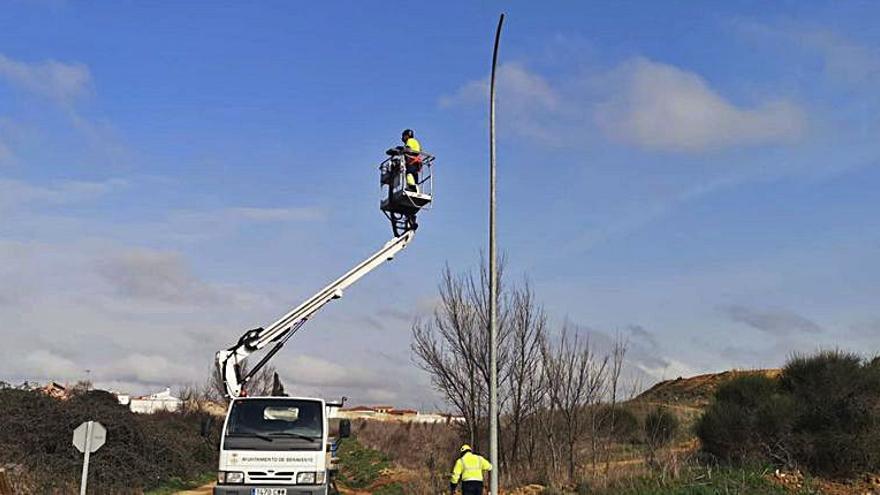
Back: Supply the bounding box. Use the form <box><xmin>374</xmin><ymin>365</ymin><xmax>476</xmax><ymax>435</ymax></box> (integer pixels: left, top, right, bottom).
<box><xmin>405</xmin><ymin>137</ymin><xmax>421</xmax><ymax>153</ymax></box>
<box><xmin>451</xmin><ymin>451</ymin><xmax>492</xmax><ymax>484</ymax></box>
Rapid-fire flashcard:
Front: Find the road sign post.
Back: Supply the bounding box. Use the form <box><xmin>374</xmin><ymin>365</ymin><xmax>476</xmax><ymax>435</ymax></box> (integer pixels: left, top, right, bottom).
<box><xmin>73</xmin><ymin>421</ymin><xmax>106</xmax><ymax>495</ymax></box>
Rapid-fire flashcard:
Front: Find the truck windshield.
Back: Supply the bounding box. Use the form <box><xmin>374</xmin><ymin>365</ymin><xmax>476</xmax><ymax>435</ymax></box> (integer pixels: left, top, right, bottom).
<box><xmin>223</xmin><ymin>399</ymin><xmax>323</xmax><ymax>451</ymax></box>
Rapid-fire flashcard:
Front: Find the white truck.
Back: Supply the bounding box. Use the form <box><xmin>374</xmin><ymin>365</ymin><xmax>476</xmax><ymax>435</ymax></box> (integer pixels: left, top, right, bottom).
<box><xmin>212</xmin><ymin>151</ymin><xmax>433</xmax><ymax>494</ymax></box>
<box><xmin>214</xmin><ymin>397</ymin><xmax>349</xmax><ymax>495</ymax></box>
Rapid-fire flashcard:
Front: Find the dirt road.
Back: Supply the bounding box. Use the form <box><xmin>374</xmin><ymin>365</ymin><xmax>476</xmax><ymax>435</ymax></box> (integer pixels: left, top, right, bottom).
<box><xmin>174</xmin><ymin>483</ymin><xmax>214</xmax><ymax>494</ymax></box>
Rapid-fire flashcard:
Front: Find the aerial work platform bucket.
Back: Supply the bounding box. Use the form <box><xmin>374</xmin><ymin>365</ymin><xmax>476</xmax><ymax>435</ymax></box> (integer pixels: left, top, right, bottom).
<box><xmin>379</xmin><ymin>148</ymin><xmax>434</xmax><ymax>236</ymax></box>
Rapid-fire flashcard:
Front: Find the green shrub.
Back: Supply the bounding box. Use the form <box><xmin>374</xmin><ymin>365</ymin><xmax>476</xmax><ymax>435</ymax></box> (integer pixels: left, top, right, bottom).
<box><xmin>0</xmin><ymin>386</ymin><xmax>220</xmax><ymax>492</ymax></box>
<box><xmin>781</xmin><ymin>350</ymin><xmax>880</xmax><ymax>478</ymax></box>
<box><xmin>696</xmin><ymin>350</ymin><xmax>880</xmax><ymax>479</ymax></box>
<box><xmin>644</xmin><ymin>407</ymin><xmax>679</xmax><ymax>448</ymax></box>
<box><xmin>611</xmin><ymin>407</ymin><xmax>641</xmax><ymax>443</ymax></box>
<box><xmin>576</xmin><ymin>480</ymin><xmax>592</xmax><ymax>494</ymax></box>
<box><xmin>696</xmin><ymin>374</ymin><xmax>794</xmax><ymax>464</ymax></box>
<box><xmin>592</xmin><ymin>464</ymin><xmax>810</xmax><ymax>495</ymax></box>
<box><xmin>593</xmin><ymin>404</ymin><xmax>641</xmax><ymax>443</ymax></box>
<box><xmin>336</xmin><ymin>436</ymin><xmax>391</xmax><ymax>489</ymax></box>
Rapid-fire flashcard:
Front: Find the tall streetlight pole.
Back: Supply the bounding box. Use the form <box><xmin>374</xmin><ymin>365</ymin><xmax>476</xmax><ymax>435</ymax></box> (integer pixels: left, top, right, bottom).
<box><xmin>488</xmin><ymin>12</ymin><xmax>504</xmax><ymax>495</ymax></box>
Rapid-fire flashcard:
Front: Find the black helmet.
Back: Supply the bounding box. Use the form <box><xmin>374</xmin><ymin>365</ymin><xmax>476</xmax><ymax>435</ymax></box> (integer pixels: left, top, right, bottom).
<box><xmin>402</xmin><ymin>129</ymin><xmax>414</xmax><ymax>141</ymax></box>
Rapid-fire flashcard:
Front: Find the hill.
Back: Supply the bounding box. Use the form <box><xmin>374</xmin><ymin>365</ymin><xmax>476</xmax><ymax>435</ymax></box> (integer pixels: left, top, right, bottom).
<box><xmin>636</xmin><ymin>368</ymin><xmax>781</xmax><ymax>407</ymax></box>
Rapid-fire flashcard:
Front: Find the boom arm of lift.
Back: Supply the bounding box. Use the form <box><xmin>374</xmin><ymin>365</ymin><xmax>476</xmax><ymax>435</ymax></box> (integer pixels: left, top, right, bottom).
<box><xmin>216</xmin><ymin>230</ymin><xmax>416</xmax><ymax>398</ymax></box>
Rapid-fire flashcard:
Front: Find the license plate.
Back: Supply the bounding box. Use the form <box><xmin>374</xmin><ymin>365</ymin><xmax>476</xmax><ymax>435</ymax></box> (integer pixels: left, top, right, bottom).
<box><xmin>252</xmin><ymin>489</ymin><xmax>286</xmax><ymax>495</ymax></box>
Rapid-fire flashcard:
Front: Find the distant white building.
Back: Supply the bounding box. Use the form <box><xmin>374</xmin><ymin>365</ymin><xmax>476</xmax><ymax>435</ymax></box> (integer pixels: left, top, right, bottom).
<box><xmin>337</xmin><ymin>405</ymin><xmax>464</xmax><ymax>424</ymax></box>
<box><xmin>128</xmin><ymin>387</ymin><xmax>182</xmax><ymax>414</ymax></box>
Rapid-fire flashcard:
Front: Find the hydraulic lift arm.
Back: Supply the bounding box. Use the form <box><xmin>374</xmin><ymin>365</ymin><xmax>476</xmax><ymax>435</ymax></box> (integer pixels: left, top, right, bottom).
<box><xmin>216</xmin><ymin>230</ymin><xmax>415</xmax><ymax>398</ymax></box>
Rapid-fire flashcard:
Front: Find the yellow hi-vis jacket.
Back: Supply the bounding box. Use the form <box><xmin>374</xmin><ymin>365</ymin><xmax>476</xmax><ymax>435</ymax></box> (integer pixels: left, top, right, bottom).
<box><xmin>405</xmin><ymin>137</ymin><xmax>421</xmax><ymax>153</ymax></box>
<box><xmin>451</xmin><ymin>451</ymin><xmax>492</xmax><ymax>484</ymax></box>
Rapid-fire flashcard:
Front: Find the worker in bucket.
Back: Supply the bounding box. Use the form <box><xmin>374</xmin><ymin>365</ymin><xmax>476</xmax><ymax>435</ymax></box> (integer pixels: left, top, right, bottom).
<box><xmin>401</xmin><ymin>128</ymin><xmax>422</xmax><ymax>192</ymax></box>
<box><xmin>450</xmin><ymin>444</ymin><xmax>492</xmax><ymax>495</ymax></box>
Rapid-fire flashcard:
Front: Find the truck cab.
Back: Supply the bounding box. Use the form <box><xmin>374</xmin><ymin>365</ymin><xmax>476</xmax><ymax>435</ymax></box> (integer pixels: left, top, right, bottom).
<box><xmin>214</xmin><ymin>397</ymin><xmax>349</xmax><ymax>495</ymax></box>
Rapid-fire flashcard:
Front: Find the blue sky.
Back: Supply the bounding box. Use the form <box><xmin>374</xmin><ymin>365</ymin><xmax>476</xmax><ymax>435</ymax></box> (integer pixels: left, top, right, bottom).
<box><xmin>1</xmin><ymin>1</ymin><xmax>879</xmax><ymax>408</ymax></box>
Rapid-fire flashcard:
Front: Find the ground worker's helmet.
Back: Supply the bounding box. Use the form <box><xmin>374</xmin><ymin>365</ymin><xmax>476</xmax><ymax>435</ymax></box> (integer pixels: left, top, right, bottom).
<box><xmin>460</xmin><ymin>444</ymin><xmax>471</xmax><ymax>453</ymax></box>
<box><xmin>402</xmin><ymin>129</ymin><xmax>414</xmax><ymax>140</ymax></box>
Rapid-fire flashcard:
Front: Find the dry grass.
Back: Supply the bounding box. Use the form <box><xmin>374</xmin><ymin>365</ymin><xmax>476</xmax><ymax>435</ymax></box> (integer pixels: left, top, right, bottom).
<box><xmin>350</xmin><ymin>419</ymin><xmax>459</xmax><ymax>493</ymax></box>
<box><xmin>637</xmin><ymin>369</ymin><xmax>781</xmax><ymax>408</ymax></box>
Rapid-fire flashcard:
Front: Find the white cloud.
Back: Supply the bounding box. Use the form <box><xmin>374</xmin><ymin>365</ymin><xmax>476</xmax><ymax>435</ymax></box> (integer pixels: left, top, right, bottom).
<box><xmin>227</xmin><ymin>206</ymin><xmax>324</xmax><ymax>222</ymax></box>
<box><xmin>440</xmin><ymin>62</ymin><xmax>562</xmax><ymax>143</ymax></box>
<box><xmin>719</xmin><ymin>304</ymin><xmax>823</xmax><ymax>336</ymax></box>
<box><xmin>4</xmin><ymin>350</ymin><xmax>201</xmax><ymax>389</ymax></box>
<box><xmin>358</xmin><ymin>388</ymin><xmax>398</xmax><ymax>404</ymax></box>
<box><xmin>0</xmin><ymin>177</ymin><xmax>127</xmax><ymax>212</ymax></box>
<box><xmin>95</xmin><ymin>247</ymin><xmax>265</xmax><ymax>308</ymax></box>
<box><xmin>0</xmin><ymin>53</ymin><xmax>92</xmax><ymax>104</ymax></box>
<box><xmin>0</xmin><ymin>54</ymin><xmax>131</xmax><ymax>170</ymax></box>
<box><xmin>19</xmin><ymin>350</ymin><xmax>80</xmax><ymax>380</ymax></box>
<box><xmin>0</xmin><ymin>118</ymin><xmax>21</xmax><ymax>166</ymax></box>
<box><xmin>578</xmin><ymin>326</ymin><xmax>690</xmax><ymax>393</ymax></box>
<box><xmin>172</xmin><ymin>206</ymin><xmax>325</xmax><ymax>226</ymax></box>
<box><xmin>0</xmin><ymin>141</ymin><xmax>13</xmax><ymax>166</ymax></box>
<box><xmin>123</xmin><ymin>205</ymin><xmax>327</xmax><ymax>244</ymax></box>
<box><xmin>850</xmin><ymin>319</ymin><xmax>880</xmax><ymax>337</ymax></box>
<box><xmin>443</xmin><ymin>58</ymin><xmax>806</xmax><ymax>152</ymax></box>
<box><xmin>634</xmin><ymin>357</ymin><xmax>698</xmax><ymax>383</ymax></box>
<box><xmin>0</xmin><ymin>239</ymin><xmax>281</xmax><ymax>395</ymax></box>
<box><xmin>798</xmin><ymin>29</ymin><xmax>880</xmax><ymax>85</ymax></box>
<box><xmin>0</xmin><ymin>176</ymin><xmax>321</xmax><ymax>246</ymax></box>
<box><xmin>0</xmin><ymin>241</ymin><xmax>40</xmax><ymax>307</ymax></box>
<box><xmin>440</xmin><ymin>62</ymin><xmax>559</xmax><ymax>111</ymax></box>
<box><xmin>271</xmin><ymin>354</ymin><xmax>406</xmax><ymax>404</ymax></box>
<box><xmin>96</xmin><ymin>249</ymin><xmax>220</xmax><ymax>305</ymax></box>
<box><xmin>597</xmin><ymin>59</ymin><xmax>807</xmax><ymax>152</ymax></box>
<box><xmin>279</xmin><ymin>354</ymin><xmax>381</xmax><ymax>389</ymax></box>
<box><xmin>736</xmin><ymin>22</ymin><xmax>880</xmax><ymax>86</ymax></box>
<box><xmin>102</xmin><ymin>353</ymin><xmax>200</xmax><ymax>386</ymax></box>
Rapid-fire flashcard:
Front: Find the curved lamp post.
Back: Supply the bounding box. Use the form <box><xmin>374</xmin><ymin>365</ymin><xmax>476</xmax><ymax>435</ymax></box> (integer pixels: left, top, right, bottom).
<box><xmin>488</xmin><ymin>12</ymin><xmax>504</xmax><ymax>495</ymax></box>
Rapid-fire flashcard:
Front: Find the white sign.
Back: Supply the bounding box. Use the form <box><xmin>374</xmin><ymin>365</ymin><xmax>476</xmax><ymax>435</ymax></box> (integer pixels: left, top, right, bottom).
<box><xmin>73</xmin><ymin>421</ymin><xmax>106</xmax><ymax>453</ymax></box>
<box><xmin>73</xmin><ymin>421</ymin><xmax>106</xmax><ymax>495</ymax></box>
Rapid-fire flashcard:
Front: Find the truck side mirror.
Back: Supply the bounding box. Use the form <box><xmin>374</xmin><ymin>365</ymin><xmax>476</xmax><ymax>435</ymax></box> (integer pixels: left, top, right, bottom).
<box><xmin>339</xmin><ymin>419</ymin><xmax>351</xmax><ymax>439</ymax></box>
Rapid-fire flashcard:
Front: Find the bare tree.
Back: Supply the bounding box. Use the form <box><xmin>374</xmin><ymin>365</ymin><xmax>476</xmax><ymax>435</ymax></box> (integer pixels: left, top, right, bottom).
<box><xmin>502</xmin><ymin>281</ymin><xmax>547</xmax><ymax>473</ymax></box>
<box><xmin>206</xmin><ymin>362</ymin><xmax>278</xmax><ymax>404</ymax></box>
<box><xmin>412</xmin><ymin>266</ymin><xmax>481</xmax><ymax>448</ymax></box>
<box><xmin>68</xmin><ymin>380</ymin><xmax>93</xmax><ymax>396</ymax></box>
<box><xmin>412</xmin><ymin>257</ymin><xmax>638</xmax><ymax>488</ymax></box>
<box><xmin>412</xmin><ymin>257</ymin><xmax>513</xmax><ymax>452</ymax></box>
<box><xmin>541</xmin><ymin>325</ymin><xmax>608</xmax><ymax>483</ymax></box>
<box><xmin>607</xmin><ymin>335</ymin><xmax>628</xmax><ymax>415</ymax></box>
<box><xmin>537</xmin><ymin>363</ymin><xmax>561</xmax><ymax>482</ymax></box>
<box><xmin>599</xmin><ymin>334</ymin><xmax>629</xmax><ymax>473</ymax></box>
<box><xmin>177</xmin><ymin>383</ymin><xmax>203</xmax><ymax>414</ymax></box>
<box><xmin>644</xmin><ymin>406</ymin><xmax>679</xmax><ymax>470</ymax></box>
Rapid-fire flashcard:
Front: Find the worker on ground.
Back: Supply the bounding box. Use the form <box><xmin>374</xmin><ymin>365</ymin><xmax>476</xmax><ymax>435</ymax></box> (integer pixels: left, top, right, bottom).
<box><xmin>401</xmin><ymin>128</ymin><xmax>422</xmax><ymax>192</ymax></box>
<box><xmin>450</xmin><ymin>444</ymin><xmax>492</xmax><ymax>495</ymax></box>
